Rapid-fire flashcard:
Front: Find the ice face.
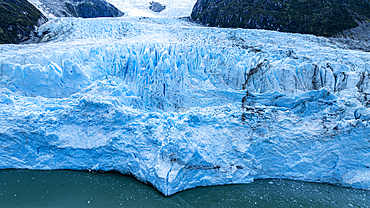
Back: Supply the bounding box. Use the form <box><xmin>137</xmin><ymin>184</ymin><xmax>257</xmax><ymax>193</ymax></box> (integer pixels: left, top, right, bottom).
<box><xmin>0</xmin><ymin>17</ymin><xmax>370</xmax><ymax>196</ymax></box>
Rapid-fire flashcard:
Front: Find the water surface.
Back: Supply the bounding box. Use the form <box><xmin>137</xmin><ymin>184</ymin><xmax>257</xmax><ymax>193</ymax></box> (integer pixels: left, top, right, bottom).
<box><xmin>0</xmin><ymin>170</ymin><xmax>369</xmax><ymax>207</ymax></box>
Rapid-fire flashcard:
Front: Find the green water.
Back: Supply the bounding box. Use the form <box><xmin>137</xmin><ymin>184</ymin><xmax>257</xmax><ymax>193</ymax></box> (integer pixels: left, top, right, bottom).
<box><xmin>0</xmin><ymin>170</ymin><xmax>369</xmax><ymax>207</ymax></box>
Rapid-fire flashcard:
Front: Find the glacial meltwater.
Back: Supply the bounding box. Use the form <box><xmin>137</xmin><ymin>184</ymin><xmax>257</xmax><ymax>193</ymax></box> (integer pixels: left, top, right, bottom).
<box><xmin>0</xmin><ymin>170</ymin><xmax>369</xmax><ymax>207</ymax></box>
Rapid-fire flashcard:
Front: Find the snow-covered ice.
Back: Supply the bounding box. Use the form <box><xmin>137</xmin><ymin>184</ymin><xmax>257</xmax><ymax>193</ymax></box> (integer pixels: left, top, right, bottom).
<box><xmin>1</xmin><ymin>15</ymin><xmax>370</xmax><ymax>196</ymax></box>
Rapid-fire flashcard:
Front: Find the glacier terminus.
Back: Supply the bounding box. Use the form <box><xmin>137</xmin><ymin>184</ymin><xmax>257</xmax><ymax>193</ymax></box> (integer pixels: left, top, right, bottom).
<box><xmin>1</xmin><ymin>2</ymin><xmax>370</xmax><ymax>196</ymax></box>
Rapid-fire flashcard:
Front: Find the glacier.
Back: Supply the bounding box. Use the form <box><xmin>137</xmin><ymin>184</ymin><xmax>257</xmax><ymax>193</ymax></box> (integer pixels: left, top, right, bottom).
<box><xmin>1</xmin><ymin>16</ymin><xmax>370</xmax><ymax>196</ymax></box>
<box><xmin>104</xmin><ymin>0</ymin><xmax>197</xmax><ymax>17</ymax></box>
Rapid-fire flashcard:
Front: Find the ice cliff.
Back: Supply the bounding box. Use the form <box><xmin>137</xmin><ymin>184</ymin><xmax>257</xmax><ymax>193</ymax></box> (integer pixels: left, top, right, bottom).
<box><xmin>0</xmin><ymin>17</ymin><xmax>370</xmax><ymax>196</ymax></box>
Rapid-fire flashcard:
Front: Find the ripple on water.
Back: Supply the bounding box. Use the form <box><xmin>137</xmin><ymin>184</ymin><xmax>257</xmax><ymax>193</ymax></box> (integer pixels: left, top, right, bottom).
<box><xmin>0</xmin><ymin>169</ymin><xmax>369</xmax><ymax>208</ymax></box>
